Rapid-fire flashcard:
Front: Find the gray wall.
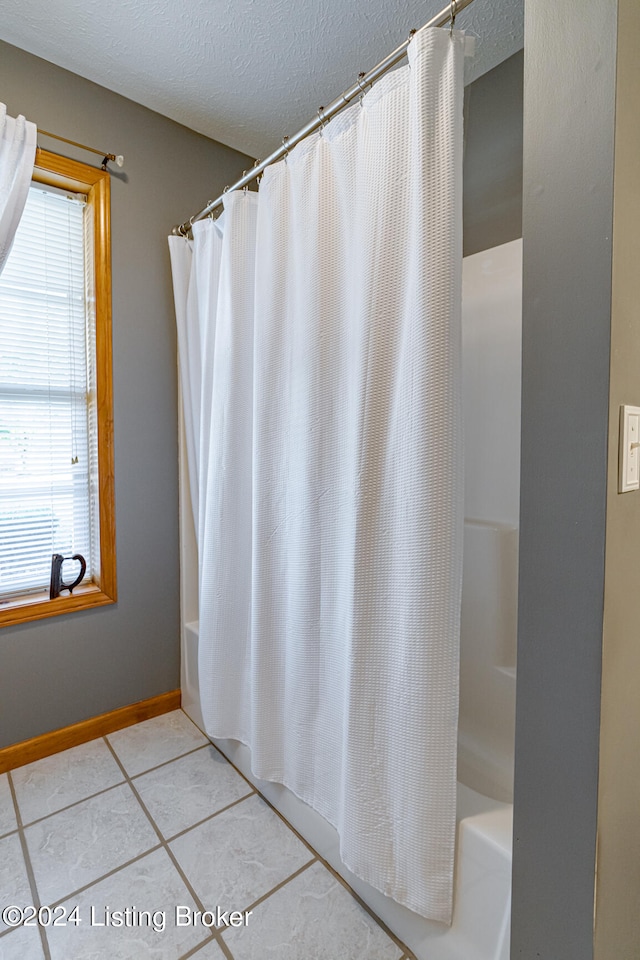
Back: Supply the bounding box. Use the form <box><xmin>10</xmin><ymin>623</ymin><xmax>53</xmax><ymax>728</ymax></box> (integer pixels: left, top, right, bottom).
<box><xmin>595</xmin><ymin>0</ymin><xmax>640</xmax><ymax>953</ymax></box>
<box><xmin>463</xmin><ymin>49</ymin><xmax>523</xmax><ymax>257</ymax></box>
<box><xmin>0</xmin><ymin>41</ymin><xmax>251</xmax><ymax>748</ymax></box>
<box><xmin>511</xmin><ymin>2</ymin><xmax>618</xmax><ymax>956</ymax></box>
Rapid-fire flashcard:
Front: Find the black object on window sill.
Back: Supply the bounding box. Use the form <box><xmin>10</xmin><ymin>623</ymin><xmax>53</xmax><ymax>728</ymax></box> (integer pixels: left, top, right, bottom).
<box><xmin>49</xmin><ymin>554</ymin><xmax>87</xmax><ymax>599</ymax></box>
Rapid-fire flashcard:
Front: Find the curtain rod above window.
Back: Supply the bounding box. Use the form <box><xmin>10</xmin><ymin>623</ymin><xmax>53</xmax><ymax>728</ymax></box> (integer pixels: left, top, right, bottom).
<box><xmin>38</xmin><ymin>129</ymin><xmax>124</xmax><ymax>170</ymax></box>
<box><xmin>173</xmin><ymin>0</ymin><xmax>477</xmax><ymax>237</ymax></box>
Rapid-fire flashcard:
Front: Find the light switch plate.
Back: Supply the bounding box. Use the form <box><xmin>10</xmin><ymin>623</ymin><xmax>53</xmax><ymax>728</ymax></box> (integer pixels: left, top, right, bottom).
<box><xmin>619</xmin><ymin>405</ymin><xmax>640</xmax><ymax>493</ymax></box>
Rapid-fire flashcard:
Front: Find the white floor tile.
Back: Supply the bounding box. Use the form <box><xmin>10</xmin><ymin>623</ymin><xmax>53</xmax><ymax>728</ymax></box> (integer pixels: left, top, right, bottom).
<box><xmin>0</xmin><ymin>774</ymin><xmax>16</xmax><ymax>837</ymax></box>
<box><xmin>223</xmin><ymin>860</ymin><xmax>404</xmax><ymax>960</ymax></box>
<box><xmin>107</xmin><ymin>712</ymin><xmax>208</xmax><ymax>777</ymax></box>
<box><xmin>0</xmin><ymin>834</ymin><xmax>32</xmax><ymax>933</ymax></box>
<box><xmin>188</xmin><ymin>938</ymin><xmax>226</xmax><ymax>958</ymax></box>
<box><xmin>0</xmin><ymin>924</ymin><xmax>45</xmax><ymax>960</ymax></box>
<box><xmin>12</xmin><ymin>740</ymin><xmax>124</xmax><ymax>826</ymax></box>
<box><xmin>134</xmin><ymin>746</ymin><xmax>252</xmax><ymax>839</ymax></box>
<box><xmin>46</xmin><ymin>847</ymin><xmax>209</xmax><ymax>960</ymax></box>
<box><xmin>0</xmin><ymin>715</ymin><xmax>404</xmax><ymax>958</ymax></box>
<box><xmin>170</xmin><ymin>794</ymin><xmax>313</xmax><ymax>917</ymax></box>
<box><xmin>25</xmin><ymin>783</ymin><xmax>158</xmax><ymax>906</ymax></box>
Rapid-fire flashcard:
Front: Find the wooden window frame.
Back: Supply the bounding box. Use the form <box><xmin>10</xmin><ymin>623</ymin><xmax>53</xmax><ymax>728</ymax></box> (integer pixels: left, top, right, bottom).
<box><xmin>0</xmin><ymin>149</ymin><xmax>116</xmax><ymax>627</ymax></box>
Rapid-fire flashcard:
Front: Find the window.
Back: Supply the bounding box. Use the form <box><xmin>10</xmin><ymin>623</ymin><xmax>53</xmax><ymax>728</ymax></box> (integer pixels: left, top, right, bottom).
<box><xmin>0</xmin><ymin>149</ymin><xmax>116</xmax><ymax>626</ymax></box>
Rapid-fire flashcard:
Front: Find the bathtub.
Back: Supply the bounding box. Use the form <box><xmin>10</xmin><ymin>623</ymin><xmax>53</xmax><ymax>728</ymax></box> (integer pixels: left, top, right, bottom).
<box><xmin>181</xmin><ymin>610</ymin><xmax>513</xmax><ymax>960</ymax></box>
<box><xmin>178</xmin><ymin>239</ymin><xmax>520</xmax><ymax>960</ymax></box>
<box><xmin>178</xmin><ymin>429</ymin><xmax>517</xmax><ymax>960</ymax></box>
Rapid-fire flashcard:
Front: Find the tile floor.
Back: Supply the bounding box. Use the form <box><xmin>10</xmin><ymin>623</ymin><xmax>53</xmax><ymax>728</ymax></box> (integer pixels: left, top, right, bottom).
<box><xmin>0</xmin><ymin>710</ymin><xmax>410</xmax><ymax>960</ymax></box>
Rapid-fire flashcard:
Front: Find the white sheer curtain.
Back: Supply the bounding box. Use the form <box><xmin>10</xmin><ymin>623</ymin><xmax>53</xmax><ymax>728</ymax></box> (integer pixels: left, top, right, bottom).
<box><xmin>170</xmin><ymin>25</ymin><xmax>468</xmax><ymax>922</ymax></box>
<box><xmin>0</xmin><ymin>103</ymin><xmax>37</xmax><ymax>275</ymax></box>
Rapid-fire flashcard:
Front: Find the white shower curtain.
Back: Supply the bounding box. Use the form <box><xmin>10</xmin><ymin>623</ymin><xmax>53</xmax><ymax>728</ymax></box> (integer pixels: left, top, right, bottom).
<box><xmin>0</xmin><ymin>103</ymin><xmax>37</xmax><ymax>275</ymax></box>
<box><xmin>169</xmin><ymin>25</ymin><xmax>468</xmax><ymax>923</ymax></box>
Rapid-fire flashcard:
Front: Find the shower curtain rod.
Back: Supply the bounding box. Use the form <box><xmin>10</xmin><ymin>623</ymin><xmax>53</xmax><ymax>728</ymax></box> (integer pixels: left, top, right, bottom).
<box><xmin>173</xmin><ymin>0</ymin><xmax>476</xmax><ymax>236</ymax></box>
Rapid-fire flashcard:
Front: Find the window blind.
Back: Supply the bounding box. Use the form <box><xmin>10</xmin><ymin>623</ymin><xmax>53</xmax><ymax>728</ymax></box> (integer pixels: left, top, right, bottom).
<box><xmin>0</xmin><ymin>184</ymin><xmax>93</xmax><ymax>600</ymax></box>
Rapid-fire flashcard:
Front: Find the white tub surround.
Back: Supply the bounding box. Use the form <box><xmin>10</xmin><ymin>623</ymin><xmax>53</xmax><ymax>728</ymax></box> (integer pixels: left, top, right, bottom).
<box><xmin>458</xmin><ymin>520</ymin><xmax>517</xmax><ymax>802</ymax></box>
<box><xmin>459</xmin><ymin>238</ymin><xmax>522</xmax><ymax>803</ymax></box>
<box><xmin>178</xmin><ymin>239</ymin><xmax>522</xmax><ymax>960</ymax></box>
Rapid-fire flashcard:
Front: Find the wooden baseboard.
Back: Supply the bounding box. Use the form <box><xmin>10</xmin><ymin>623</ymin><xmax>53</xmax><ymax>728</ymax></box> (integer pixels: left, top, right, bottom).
<box><xmin>0</xmin><ymin>690</ymin><xmax>181</xmax><ymax>774</ymax></box>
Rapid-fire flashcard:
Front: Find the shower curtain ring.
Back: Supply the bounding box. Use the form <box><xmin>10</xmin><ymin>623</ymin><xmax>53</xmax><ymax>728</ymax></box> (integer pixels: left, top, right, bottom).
<box><xmin>282</xmin><ymin>136</ymin><xmax>290</xmax><ymax>162</ymax></box>
<box><xmin>356</xmin><ymin>72</ymin><xmax>367</xmax><ymax>106</ymax></box>
<box><xmin>318</xmin><ymin>106</ymin><xmax>326</xmax><ymax>135</ymax></box>
<box><xmin>449</xmin><ymin>0</ymin><xmax>457</xmax><ymax>35</ymax></box>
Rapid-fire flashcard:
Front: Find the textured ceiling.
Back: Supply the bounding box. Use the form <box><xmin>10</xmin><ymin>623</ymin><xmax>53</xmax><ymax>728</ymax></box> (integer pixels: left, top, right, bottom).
<box><xmin>0</xmin><ymin>0</ymin><xmax>523</xmax><ymax>159</ymax></box>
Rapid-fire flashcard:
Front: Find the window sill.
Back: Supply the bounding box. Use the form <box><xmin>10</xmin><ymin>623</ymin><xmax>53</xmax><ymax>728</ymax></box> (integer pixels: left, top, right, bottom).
<box><xmin>0</xmin><ymin>583</ymin><xmax>115</xmax><ymax>629</ymax></box>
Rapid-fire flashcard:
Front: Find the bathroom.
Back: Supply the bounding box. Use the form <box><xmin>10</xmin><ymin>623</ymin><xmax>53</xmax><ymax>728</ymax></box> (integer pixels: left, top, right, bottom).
<box><xmin>0</xmin><ymin>1</ymin><xmax>638</xmax><ymax>958</ymax></box>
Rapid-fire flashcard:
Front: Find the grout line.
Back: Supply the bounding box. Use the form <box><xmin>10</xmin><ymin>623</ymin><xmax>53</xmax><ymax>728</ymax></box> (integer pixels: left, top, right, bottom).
<box><xmin>103</xmin><ymin>737</ymin><xmax>235</xmax><ymax>960</ymax></box>
<box><xmin>206</xmin><ymin>741</ymin><xmax>322</xmax><ymax>860</ymax></box>
<box><xmin>15</xmin><ymin>737</ymin><xmax>229</xmax><ymax>831</ymax></box>
<box><xmin>206</xmin><ymin>738</ymin><xmax>414</xmax><ymax>958</ymax></box>
<box><xmin>207</xmin><ymin>742</ymin><xmax>254</xmax><ymax>786</ymax></box>
<box><xmin>14</xmin><ymin>777</ymin><xmax>127</xmax><ymax>829</ymax></box>
<box><xmin>126</xmin><ymin>742</ymin><xmax>213</xmax><ymax>780</ymax></box>
<box><xmin>164</xmin><ymin>792</ymin><xmax>256</xmax><ymax>844</ymax></box>
<box><xmin>178</xmin><ymin>932</ymin><xmax>223</xmax><ymax>959</ymax></box>
<box><xmin>13</xmin><ymin>733</ymin><xmax>219</xmax><ymax>829</ymax></box>
<box><xmin>46</xmin><ymin>843</ymin><xmax>164</xmax><ymax>909</ymax></box>
<box><xmin>310</xmin><ymin>848</ymin><xmax>416</xmax><ymax>959</ymax></box>
<box><xmin>5</xmin><ymin>770</ymin><xmax>52</xmax><ymax>960</ymax></box>
<box><xmin>221</xmin><ymin>858</ymin><xmax>317</xmax><ymax>927</ymax></box>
